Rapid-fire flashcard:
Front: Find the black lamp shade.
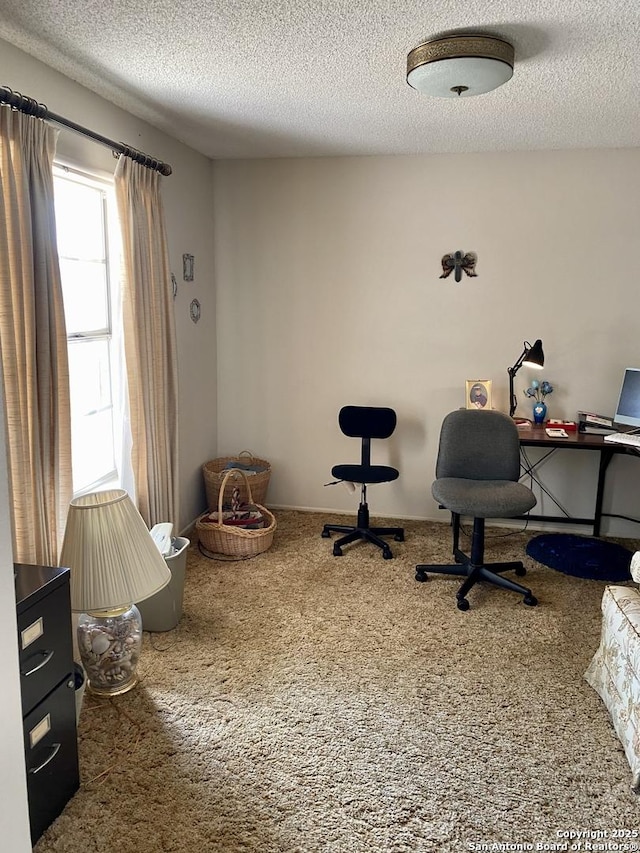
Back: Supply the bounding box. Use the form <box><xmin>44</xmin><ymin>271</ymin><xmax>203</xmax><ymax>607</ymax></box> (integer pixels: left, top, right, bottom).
<box><xmin>508</xmin><ymin>338</ymin><xmax>545</xmax><ymax>417</ymax></box>
<box><xmin>522</xmin><ymin>339</ymin><xmax>544</xmax><ymax>369</ymax></box>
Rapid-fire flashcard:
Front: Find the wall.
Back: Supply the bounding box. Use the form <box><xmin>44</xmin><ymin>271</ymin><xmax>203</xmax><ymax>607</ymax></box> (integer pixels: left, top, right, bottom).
<box><xmin>0</xmin><ymin>384</ymin><xmax>30</xmax><ymax>848</ymax></box>
<box><xmin>213</xmin><ymin>150</ymin><xmax>640</xmax><ymax>537</ymax></box>
<box><xmin>0</xmin><ymin>38</ymin><xmax>217</xmax><ymax>533</ymax></box>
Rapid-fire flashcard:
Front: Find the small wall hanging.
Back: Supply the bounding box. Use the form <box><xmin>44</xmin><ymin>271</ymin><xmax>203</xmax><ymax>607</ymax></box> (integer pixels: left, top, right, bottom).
<box><xmin>439</xmin><ymin>251</ymin><xmax>477</xmax><ymax>282</ymax></box>
<box><xmin>183</xmin><ymin>254</ymin><xmax>194</xmax><ymax>281</ymax></box>
<box><xmin>189</xmin><ymin>298</ymin><xmax>201</xmax><ymax>323</ymax></box>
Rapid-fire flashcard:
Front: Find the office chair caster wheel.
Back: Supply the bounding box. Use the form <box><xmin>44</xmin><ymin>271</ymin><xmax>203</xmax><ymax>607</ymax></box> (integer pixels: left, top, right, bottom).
<box><xmin>415</xmin><ymin>568</ymin><xmax>428</xmax><ymax>582</ymax></box>
<box><xmin>515</xmin><ymin>565</ymin><xmax>526</xmax><ymax>576</ymax></box>
<box><xmin>394</xmin><ymin>533</ymin><xmax>404</xmax><ymax>542</ymax></box>
<box><xmin>456</xmin><ymin>597</ymin><xmax>470</xmax><ymax>611</ymax></box>
<box><xmin>523</xmin><ymin>594</ymin><xmax>538</xmax><ymax>607</ymax></box>
<box><xmin>321</xmin><ymin>530</ymin><xmax>330</xmax><ymax>538</ymax></box>
<box><xmin>333</xmin><ymin>544</ymin><xmax>343</xmax><ymax>557</ymax></box>
<box><xmin>382</xmin><ymin>548</ymin><xmax>393</xmax><ymax>560</ymax></box>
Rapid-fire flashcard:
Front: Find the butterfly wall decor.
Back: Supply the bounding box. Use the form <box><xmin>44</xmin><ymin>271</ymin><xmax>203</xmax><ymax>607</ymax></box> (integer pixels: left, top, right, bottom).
<box><xmin>439</xmin><ymin>251</ymin><xmax>478</xmax><ymax>282</ymax></box>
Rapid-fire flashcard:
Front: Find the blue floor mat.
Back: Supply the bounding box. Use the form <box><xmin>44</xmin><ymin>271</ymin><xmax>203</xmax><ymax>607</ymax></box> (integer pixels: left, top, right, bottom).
<box><xmin>526</xmin><ymin>533</ymin><xmax>633</xmax><ymax>582</ymax></box>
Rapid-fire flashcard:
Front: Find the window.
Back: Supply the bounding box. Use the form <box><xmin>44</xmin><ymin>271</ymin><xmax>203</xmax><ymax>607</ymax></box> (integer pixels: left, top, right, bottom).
<box><xmin>53</xmin><ymin>166</ymin><xmax>124</xmax><ymax>495</ymax></box>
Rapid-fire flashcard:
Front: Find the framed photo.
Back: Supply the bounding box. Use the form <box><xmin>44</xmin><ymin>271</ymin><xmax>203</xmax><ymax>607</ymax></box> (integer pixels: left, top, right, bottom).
<box><xmin>466</xmin><ymin>379</ymin><xmax>492</xmax><ymax>410</ymax></box>
<box><xmin>182</xmin><ymin>253</ymin><xmax>194</xmax><ymax>282</ymax></box>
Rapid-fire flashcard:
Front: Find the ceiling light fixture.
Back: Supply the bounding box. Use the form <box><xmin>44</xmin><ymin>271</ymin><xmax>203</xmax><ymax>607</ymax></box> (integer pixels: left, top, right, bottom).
<box><xmin>407</xmin><ymin>34</ymin><xmax>514</xmax><ymax>98</ymax></box>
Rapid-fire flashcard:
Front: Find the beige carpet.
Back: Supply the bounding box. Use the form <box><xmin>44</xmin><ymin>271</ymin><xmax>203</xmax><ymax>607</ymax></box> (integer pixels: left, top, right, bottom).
<box><xmin>35</xmin><ymin>511</ymin><xmax>640</xmax><ymax>853</ymax></box>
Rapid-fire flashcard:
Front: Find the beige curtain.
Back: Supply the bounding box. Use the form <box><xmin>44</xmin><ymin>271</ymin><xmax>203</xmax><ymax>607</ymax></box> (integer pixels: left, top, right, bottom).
<box><xmin>0</xmin><ymin>107</ymin><xmax>72</xmax><ymax>564</ymax></box>
<box><xmin>114</xmin><ymin>156</ymin><xmax>178</xmax><ymax>528</ymax></box>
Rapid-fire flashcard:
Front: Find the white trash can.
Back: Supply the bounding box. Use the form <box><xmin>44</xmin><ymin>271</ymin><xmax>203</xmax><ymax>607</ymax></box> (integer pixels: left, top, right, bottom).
<box><xmin>74</xmin><ymin>662</ymin><xmax>86</xmax><ymax>725</ymax></box>
<box><xmin>137</xmin><ymin>537</ymin><xmax>190</xmax><ymax>632</ymax></box>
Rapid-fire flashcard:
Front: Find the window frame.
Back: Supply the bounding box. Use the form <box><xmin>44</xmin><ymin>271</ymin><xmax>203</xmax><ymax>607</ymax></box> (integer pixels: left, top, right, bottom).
<box><xmin>53</xmin><ymin>162</ymin><xmax>121</xmax><ymax>497</ymax></box>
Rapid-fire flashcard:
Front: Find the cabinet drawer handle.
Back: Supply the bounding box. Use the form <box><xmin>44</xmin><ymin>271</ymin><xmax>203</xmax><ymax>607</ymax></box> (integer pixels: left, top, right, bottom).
<box><xmin>28</xmin><ymin>742</ymin><xmax>61</xmax><ymax>774</ymax></box>
<box><xmin>21</xmin><ymin>649</ymin><xmax>54</xmax><ymax>676</ymax></box>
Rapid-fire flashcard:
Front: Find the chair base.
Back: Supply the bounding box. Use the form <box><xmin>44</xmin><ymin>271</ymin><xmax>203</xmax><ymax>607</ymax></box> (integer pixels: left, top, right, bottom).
<box><xmin>415</xmin><ymin>515</ymin><xmax>537</xmax><ymax>610</ymax></box>
<box><xmin>322</xmin><ymin>501</ymin><xmax>404</xmax><ymax>560</ymax></box>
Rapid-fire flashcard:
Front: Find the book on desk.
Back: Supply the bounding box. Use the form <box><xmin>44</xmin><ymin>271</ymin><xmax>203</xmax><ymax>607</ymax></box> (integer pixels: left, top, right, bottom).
<box><xmin>578</xmin><ymin>411</ymin><xmax>616</xmax><ymax>435</ymax></box>
<box><xmin>579</xmin><ymin>411</ymin><xmax>614</xmax><ymax>427</ymax></box>
<box><xmin>579</xmin><ymin>424</ymin><xmax>617</xmax><ymax>435</ymax></box>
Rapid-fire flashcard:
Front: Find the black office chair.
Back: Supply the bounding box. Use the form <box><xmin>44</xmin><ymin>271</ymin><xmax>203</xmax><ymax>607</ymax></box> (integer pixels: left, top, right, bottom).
<box><xmin>416</xmin><ymin>409</ymin><xmax>538</xmax><ymax>610</ymax></box>
<box><xmin>322</xmin><ymin>406</ymin><xmax>404</xmax><ymax>559</ymax></box>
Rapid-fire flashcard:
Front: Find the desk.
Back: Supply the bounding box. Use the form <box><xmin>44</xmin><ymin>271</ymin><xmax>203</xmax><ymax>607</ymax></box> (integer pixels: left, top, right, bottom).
<box><xmin>518</xmin><ymin>426</ymin><xmax>636</xmax><ymax>536</ymax></box>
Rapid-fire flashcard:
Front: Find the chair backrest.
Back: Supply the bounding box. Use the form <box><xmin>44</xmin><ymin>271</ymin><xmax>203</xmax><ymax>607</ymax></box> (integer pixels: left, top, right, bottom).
<box><xmin>338</xmin><ymin>406</ymin><xmax>397</xmax><ymax>469</ymax></box>
<box><xmin>435</xmin><ymin>409</ymin><xmax>520</xmax><ymax>482</ymax></box>
<box><xmin>338</xmin><ymin>406</ymin><xmax>397</xmax><ymax>439</ymax></box>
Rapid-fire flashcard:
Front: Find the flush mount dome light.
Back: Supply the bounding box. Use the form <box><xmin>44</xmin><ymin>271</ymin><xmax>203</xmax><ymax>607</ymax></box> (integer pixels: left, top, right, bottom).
<box><xmin>407</xmin><ymin>34</ymin><xmax>514</xmax><ymax>97</ymax></box>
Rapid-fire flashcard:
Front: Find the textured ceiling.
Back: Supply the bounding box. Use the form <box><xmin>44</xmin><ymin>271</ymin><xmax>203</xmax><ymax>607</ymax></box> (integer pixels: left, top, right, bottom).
<box><xmin>1</xmin><ymin>0</ymin><xmax>639</xmax><ymax>159</ymax></box>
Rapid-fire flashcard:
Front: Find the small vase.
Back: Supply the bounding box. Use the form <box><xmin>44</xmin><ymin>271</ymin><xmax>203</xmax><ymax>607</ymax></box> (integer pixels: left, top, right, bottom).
<box><xmin>533</xmin><ymin>401</ymin><xmax>547</xmax><ymax>424</ymax></box>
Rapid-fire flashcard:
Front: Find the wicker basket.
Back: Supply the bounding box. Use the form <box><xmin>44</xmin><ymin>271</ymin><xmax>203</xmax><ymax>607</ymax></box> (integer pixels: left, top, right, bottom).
<box><xmin>196</xmin><ymin>468</ymin><xmax>276</xmax><ymax>558</ymax></box>
<box><xmin>202</xmin><ymin>451</ymin><xmax>271</xmax><ymax>507</ymax></box>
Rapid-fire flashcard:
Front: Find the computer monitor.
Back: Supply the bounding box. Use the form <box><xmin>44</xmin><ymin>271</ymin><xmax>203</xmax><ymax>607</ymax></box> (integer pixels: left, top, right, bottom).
<box><xmin>613</xmin><ymin>368</ymin><xmax>640</xmax><ymax>429</ymax></box>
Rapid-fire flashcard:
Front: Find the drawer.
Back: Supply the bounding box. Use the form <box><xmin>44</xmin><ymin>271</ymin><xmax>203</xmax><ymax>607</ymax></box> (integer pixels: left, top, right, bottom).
<box><xmin>18</xmin><ymin>583</ymin><xmax>74</xmax><ymax>716</ymax></box>
<box><xmin>23</xmin><ymin>675</ymin><xmax>80</xmax><ymax>844</ymax></box>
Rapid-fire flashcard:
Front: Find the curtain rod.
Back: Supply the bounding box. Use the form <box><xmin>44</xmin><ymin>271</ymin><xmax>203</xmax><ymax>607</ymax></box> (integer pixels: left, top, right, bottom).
<box><xmin>0</xmin><ymin>85</ymin><xmax>172</xmax><ymax>176</ymax></box>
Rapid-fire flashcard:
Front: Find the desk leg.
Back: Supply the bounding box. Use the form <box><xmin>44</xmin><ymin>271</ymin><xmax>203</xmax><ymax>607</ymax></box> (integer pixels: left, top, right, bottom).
<box><xmin>594</xmin><ymin>448</ymin><xmax>615</xmax><ymax>537</ymax></box>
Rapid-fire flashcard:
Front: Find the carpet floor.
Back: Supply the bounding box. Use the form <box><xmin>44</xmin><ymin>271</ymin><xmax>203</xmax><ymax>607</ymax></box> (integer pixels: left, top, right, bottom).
<box><xmin>35</xmin><ymin>511</ymin><xmax>640</xmax><ymax>853</ymax></box>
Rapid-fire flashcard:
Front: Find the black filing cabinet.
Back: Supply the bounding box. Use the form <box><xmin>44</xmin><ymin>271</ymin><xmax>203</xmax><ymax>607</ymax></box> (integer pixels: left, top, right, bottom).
<box><xmin>15</xmin><ymin>564</ymin><xmax>80</xmax><ymax>845</ymax></box>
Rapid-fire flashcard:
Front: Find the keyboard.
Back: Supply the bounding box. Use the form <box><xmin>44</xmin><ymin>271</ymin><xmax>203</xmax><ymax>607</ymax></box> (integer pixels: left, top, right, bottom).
<box><xmin>604</xmin><ymin>432</ymin><xmax>640</xmax><ymax>448</ymax></box>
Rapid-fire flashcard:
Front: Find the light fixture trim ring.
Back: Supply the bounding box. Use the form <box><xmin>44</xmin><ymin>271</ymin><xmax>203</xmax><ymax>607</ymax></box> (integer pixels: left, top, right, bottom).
<box><xmin>407</xmin><ymin>34</ymin><xmax>514</xmax><ymax>73</ymax></box>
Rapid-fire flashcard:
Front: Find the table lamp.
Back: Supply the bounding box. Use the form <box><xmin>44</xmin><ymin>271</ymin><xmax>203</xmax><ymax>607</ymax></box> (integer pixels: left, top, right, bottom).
<box><xmin>59</xmin><ymin>489</ymin><xmax>171</xmax><ymax>697</ymax></box>
<box><xmin>507</xmin><ymin>339</ymin><xmax>544</xmax><ymax>417</ymax></box>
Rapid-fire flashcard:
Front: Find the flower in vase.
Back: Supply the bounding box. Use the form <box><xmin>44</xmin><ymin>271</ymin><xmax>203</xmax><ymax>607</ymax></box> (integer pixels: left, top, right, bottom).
<box><xmin>524</xmin><ymin>379</ymin><xmax>553</xmax><ymax>403</ymax></box>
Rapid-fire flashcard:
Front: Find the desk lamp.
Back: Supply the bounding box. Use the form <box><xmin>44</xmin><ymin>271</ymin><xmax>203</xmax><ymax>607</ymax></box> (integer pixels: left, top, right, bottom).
<box><xmin>508</xmin><ymin>339</ymin><xmax>544</xmax><ymax>417</ymax></box>
<box><xmin>60</xmin><ymin>489</ymin><xmax>171</xmax><ymax>697</ymax></box>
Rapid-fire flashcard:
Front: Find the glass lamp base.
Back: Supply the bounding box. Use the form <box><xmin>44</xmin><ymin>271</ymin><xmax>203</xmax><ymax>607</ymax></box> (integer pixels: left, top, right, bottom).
<box><xmin>77</xmin><ymin>604</ymin><xmax>143</xmax><ymax>697</ymax></box>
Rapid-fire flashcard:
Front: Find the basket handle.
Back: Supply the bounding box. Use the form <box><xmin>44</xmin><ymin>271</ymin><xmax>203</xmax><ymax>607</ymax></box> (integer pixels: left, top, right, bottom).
<box><xmin>217</xmin><ymin>468</ymin><xmax>255</xmax><ymax>525</ymax></box>
<box><xmin>238</xmin><ymin>450</ymin><xmax>256</xmax><ymax>462</ymax></box>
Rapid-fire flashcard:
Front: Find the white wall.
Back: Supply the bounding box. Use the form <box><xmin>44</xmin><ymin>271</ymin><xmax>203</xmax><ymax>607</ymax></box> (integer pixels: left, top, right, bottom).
<box><xmin>0</xmin><ymin>38</ymin><xmax>217</xmax><ymax>532</ymax></box>
<box><xmin>0</xmin><ymin>384</ymin><xmax>31</xmax><ymax>848</ymax></box>
<box><xmin>213</xmin><ymin>150</ymin><xmax>640</xmax><ymax>537</ymax></box>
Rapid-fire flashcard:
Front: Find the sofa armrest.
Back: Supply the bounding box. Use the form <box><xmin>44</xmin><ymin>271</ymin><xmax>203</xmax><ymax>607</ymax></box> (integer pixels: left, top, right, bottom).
<box><xmin>584</xmin><ymin>584</ymin><xmax>640</xmax><ymax>793</ymax></box>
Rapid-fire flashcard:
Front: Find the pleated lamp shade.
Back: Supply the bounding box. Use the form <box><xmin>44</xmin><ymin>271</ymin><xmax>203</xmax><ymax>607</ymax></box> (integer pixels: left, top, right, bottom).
<box><xmin>60</xmin><ymin>489</ymin><xmax>171</xmax><ymax>613</ymax></box>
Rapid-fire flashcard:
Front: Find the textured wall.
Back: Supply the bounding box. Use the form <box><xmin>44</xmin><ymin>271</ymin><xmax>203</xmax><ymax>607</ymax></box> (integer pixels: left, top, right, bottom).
<box><xmin>213</xmin><ymin>150</ymin><xmax>640</xmax><ymax>536</ymax></box>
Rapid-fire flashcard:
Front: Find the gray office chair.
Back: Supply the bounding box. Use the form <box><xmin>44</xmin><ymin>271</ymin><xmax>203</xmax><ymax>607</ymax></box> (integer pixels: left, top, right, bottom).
<box><xmin>416</xmin><ymin>409</ymin><xmax>538</xmax><ymax>611</ymax></box>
